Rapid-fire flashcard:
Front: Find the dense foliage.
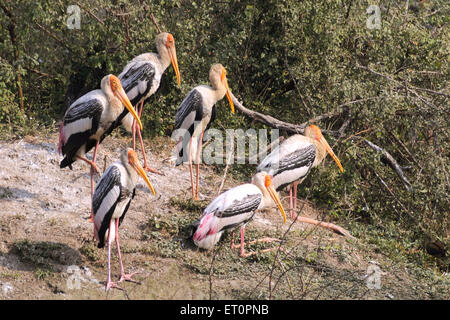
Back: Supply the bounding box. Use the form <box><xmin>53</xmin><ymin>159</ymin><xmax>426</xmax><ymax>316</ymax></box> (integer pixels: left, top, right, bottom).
<box><xmin>1</xmin><ymin>0</ymin><xmax>448</xmax><ymax>266</ymax></box>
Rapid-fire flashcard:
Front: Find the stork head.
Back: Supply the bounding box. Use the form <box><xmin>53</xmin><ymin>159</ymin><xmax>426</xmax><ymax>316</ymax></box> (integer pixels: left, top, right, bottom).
<box><xmin>102</xmin><ymin>74</ymin><xmax>143</xmax><ymax>130</ymax></box>
<box><xmin>304</xmin><ymin>125</ymin><xmax>343</xmax><ymax>173</ymax></box>
<box><xmin>126</xmin><ymin>148</ymin><xmax>156</xmax><ymax>195</ymax></box>
<box><xmin>156</xmin><ymin>32</ymin><xmax>181</xmax><ymax>86</ymax></box>
<box><xmin>252</xmin><ymin>171</ymin><xmax>287</xmax><ymax>223</ymax></box>
<box><xmin>210</xmin><ymin>63</ymin><xmax>234</xmax><ymax>114</ymax></box>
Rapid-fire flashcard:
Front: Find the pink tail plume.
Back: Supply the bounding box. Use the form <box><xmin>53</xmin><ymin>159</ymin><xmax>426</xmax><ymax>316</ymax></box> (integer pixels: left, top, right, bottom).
<box><xmin>193</xmin><ymin>213</ymin><xmax>217</xmax><ymax>242</ymax></box>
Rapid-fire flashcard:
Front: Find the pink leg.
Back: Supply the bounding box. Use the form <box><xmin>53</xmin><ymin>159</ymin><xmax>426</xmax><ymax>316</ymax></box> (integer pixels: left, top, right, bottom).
<box><xmin>131</xmin><ymin>119</ymin><xmax>136</xmax><ymax>150</ymax></box>
<box><xmin>289</xmin><ymin>185</ymin><xmax>294</xmax><ymax>220</ymax></box>
<box><xmin>105</xmin><ymin>220</ymin><xmax>121</xmax><ymax>291</ymax></box>
<box><xmin>131</xmin><ymin>104</ymin><xmax>140</xmax><ymax>151</ymax></box>
<box><xmin>195</xmin><ymin>131</ymin><xmax>204</xmax><ymax>201</ymax></box>
<box><xmin>231</xmin><ymin>225</ymin><xmax>281</xmax><ymax>257</ymax></box>
<box><xmin>136</xmin><ymin>101</ymin><xmax>148</xmax><ymax>167</ymax></box>
<box><xmin>138</xmin><ymin>100</ymin><xmax>144</xmax><ymax>118</ymax></box>
<box><xmin>114</xmin><ymin>219</ymin><xmax>139</xmax><ymax>283</ymax></box>
<box><xmin>136</xmin><ymin>119</ymin><xmax>161</xmax><ymax>175</ymax></box>
<box><xmin>189</xmin><ymin>137</ymin><xmax>195</xmax><ymax>199</ymax></box>
<box><xmin>88</xmin><ymin>141</ymin><xmax>100</xmax><ymax>223</ymax></box>
<box><xmin>133</xmin><ymin>101</ymin><xmax>144</xmax><ymax>151</ymax></box>
<box><xmin>75</xmin><ymin>155</ymin><xmax>100</xmax><ymax>173</ymax></box>
<box><xmin>292</xmin><ymin>181</ymin><xmax>298</xmax><ymax>220</ymax></box>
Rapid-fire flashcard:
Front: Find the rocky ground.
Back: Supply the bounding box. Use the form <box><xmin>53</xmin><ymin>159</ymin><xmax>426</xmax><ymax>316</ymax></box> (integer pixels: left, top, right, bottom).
<box><xmin>0</xmin><ymin>132</ymin><xmax>448</xmax><ymax>300</ymax></box>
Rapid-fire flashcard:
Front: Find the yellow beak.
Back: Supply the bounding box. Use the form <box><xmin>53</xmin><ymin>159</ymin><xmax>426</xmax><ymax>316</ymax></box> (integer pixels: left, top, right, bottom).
<box><xmin>266</xmin><ymin>184</ymin><xmax>287</xmax><ymax>223</ymax></box>
<box><xmin>223</xmin><ymin>77</ymin><xmax>234</xmax><ymax>114</ymax></box>
<box><xmin>134</xmin><ymin>163</ymin><xmax>156</xmax><ymax>195</ymax></box>
<box><xmin>320</xmin><ymin>136</ymin><xmax>344</xmax><ymax>173</ymax></box>
<box><xmin>116</xmin><ymin>88</ymin><xmax>143</xmax><ymax>130</ymax></box>
<box><xmin>169</xmin><ymin>45</ymin><xmax>181</xmax><ymax>86</ymax></box>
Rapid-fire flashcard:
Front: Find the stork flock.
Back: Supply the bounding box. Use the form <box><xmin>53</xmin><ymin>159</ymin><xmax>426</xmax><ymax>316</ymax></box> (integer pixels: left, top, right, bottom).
<box><xmin>57</xmin><ymin>32</ymin><xmax>344</xmax><ymax>291</ymax></box>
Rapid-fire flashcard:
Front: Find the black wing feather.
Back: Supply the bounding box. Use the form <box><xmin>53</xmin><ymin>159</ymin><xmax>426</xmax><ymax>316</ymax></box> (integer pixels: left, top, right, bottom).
<box><xmin>174</xmin><ymin>89</ymin><xmax>204</xmax><ymax>165</ymax></box>
<box><xmin>93</xmin><ymin>166</ymin><xmax>122</xmax><ymax>248</ymax></box>
<box><xmin>203</xmin><ymin>104</ymin><xmax>216</xmax><ymax>142</ymax></box>
<box><xmin>219</xmin><ymin>194</ymin><xmax>261</xmax><ymax>218</ymax></box>
<box><xmin>120</xmin><ymin>62</ymin><xmax>156</xmax><ymax>106</ymax></box>
<box><xmin>174</xmin><ymin>89</ymin><xmax>203</xmax><ymax>130</ymax></box>
<box><xmin>274</xmin><ymin>144</ymin><xmax>316</xmax><ymax>191</ymax></box>
<box><xmin>118</xmin><ymin>188</ymin><xmax>136</xmax><ymax>226</ymax></box>
<box><xmin>60</xmin><ymin>99</ymin><xmax>103</xmax><ymax>169</ymax></box>
<box><xmin>98</xmin><ymin>62</ymin><xmax>157</xmax><ymax>144</ymax></box>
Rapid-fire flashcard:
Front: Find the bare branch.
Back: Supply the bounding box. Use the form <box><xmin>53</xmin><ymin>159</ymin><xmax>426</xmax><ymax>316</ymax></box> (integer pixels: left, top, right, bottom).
<box><xmin>364</xmin><ymin>139</ymin><xmax>413</xmax><ymax>192</ymax></box>
<box><xmin>75</xmin><ymin>1</ymin><xmax>104</xmax><ymax>25</ymax></box>
<box><xmin>232</xmin><ymin>92</ymin><xmax>377</xmax><ymax>138</ymax></box>
<box><xmin>338</xmin><ymin>107</ymin><xmax>351</xmax><ymax>137</ymax></box>
<box><xmin>388</xmin><ymin>131</ymin><xmax>423</xmax><ymax>171</ymax></box>
<box><xmin>34</xmin><ymin>22</ymin><xmax>68</xmax><ymax>49</ymax></box>
<box><xmin>231</xmin><ymin>92</ymin><xmax>306</xmax><ymax>134</ymax></box>
<box><xmin>149</xmin><ymin>13</ymin><xmax>162</xmax><ymax>33</ymax></box>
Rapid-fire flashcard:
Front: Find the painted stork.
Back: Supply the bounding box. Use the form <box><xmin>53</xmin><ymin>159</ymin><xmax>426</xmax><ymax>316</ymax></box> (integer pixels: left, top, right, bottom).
<box><xmin>257</xmin><ymin>124</ymin><xmax>344</xmax><ymax>220</ymax></box>
<box><xmin>173</xmin><ymin>63</ymin><xmax>234</xmax><ymax>200</ymax></box>
<box><xmin>92</xmin><ymin>148</ymin><xmax>156</xmax><ymax>291</ymax></box>
<box><xmin>192</xmin><ymin>171</ymin><xmax>287</xmax><ymax>257</ymax></box>
<box><xmin>58</xmin><ymin>74</ymin><xmax>142</xmax><ymax>220</ymax></box>
<box><xmin>106</xmin><ymin>32</ymin><xmax>181</xmax><ymax>172</ymax></box>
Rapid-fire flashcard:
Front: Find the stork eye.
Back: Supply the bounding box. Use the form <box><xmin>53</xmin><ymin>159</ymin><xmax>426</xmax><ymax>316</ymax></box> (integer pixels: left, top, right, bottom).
<box><xmin>166</xmin><ymin>34</ymin><xmax>175</xmax><ymax>47</ymax></box>
<box><xmin>128</xmin><ymin>149</ymin><xmax>137</xmax><ymax>164</ymax></box>
<box><xmin>110</xmin><ymin>75</ymin><xmax>120</xmax><ymax>91</ymax></box>
<box><xmin>264</xmin><ymin>175</ymin><xmax>272</xmax><ymax>188</ymax></box>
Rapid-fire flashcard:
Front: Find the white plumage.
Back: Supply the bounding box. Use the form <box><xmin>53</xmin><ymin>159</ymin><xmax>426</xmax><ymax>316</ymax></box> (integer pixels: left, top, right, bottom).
<box><xmin>257</xmin><ymin>125</ymin><xmax>343</xmax><ymax>219</ymax></box>
<box><xmin>258</xmin><ymin>134</ymin><xmax>316</xmax><ymax>190</ymax></box>
<box><xmin>193</xmin><ymin>184</ymin><xmax>261</xmax><ymax>249</ymax></box>
<box><xmin>172</xmin><ymin>63</ymin><xmax>234</xmax><ymax>200</ymax></box>
<box><xmin>59</xmin><ymin>75</ymin><xmax>141</xmax><ymax>169</ymax></box>
<box><xmin>113</xmin><ymin>33</ymin><xmax>180</xmax><ymax>171</ymax></box>
<box><xmin>92</xmin><ymin>148</ymin><xmax>155</xmax><ymax>291</ymax></box>
<box><xmin>192</xmin><ymin>171</ymin><xmax>286</xmax><ymax>256</ymax></box>
<box><xmin>119</xmin><ymin>53</ymin><xmax>165</xmax><ymax>132</ymax></box>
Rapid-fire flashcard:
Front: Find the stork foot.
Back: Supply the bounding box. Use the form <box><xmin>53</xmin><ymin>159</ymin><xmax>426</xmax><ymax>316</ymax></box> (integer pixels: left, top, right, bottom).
<box><xmin>119</xmin><ymin>271</ymin><xmax>141</xmax><ymax>284</ymax></box>
<box><xmin>231</xmin><ymin>237</ymin><xmax>282</xmax><ymax>257</ymax></box>
<box><xmin>240</xmin><ymin>247</ymin><xmax>278</xmax><ymax>258</ymax></box>
<box><xmin>249</xmin><ymin>237</ymin><xmax>281</xmax><ymax>245</ymax></box>
<box><xmin>105</xmin><ymin>280</ymin><xmax>123</xmax><ymax>292</ymax></box>
<box><xmin>144</xmin><ymin>165</ymin><xmax>163</xmax><ymax>176</ymax></box>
